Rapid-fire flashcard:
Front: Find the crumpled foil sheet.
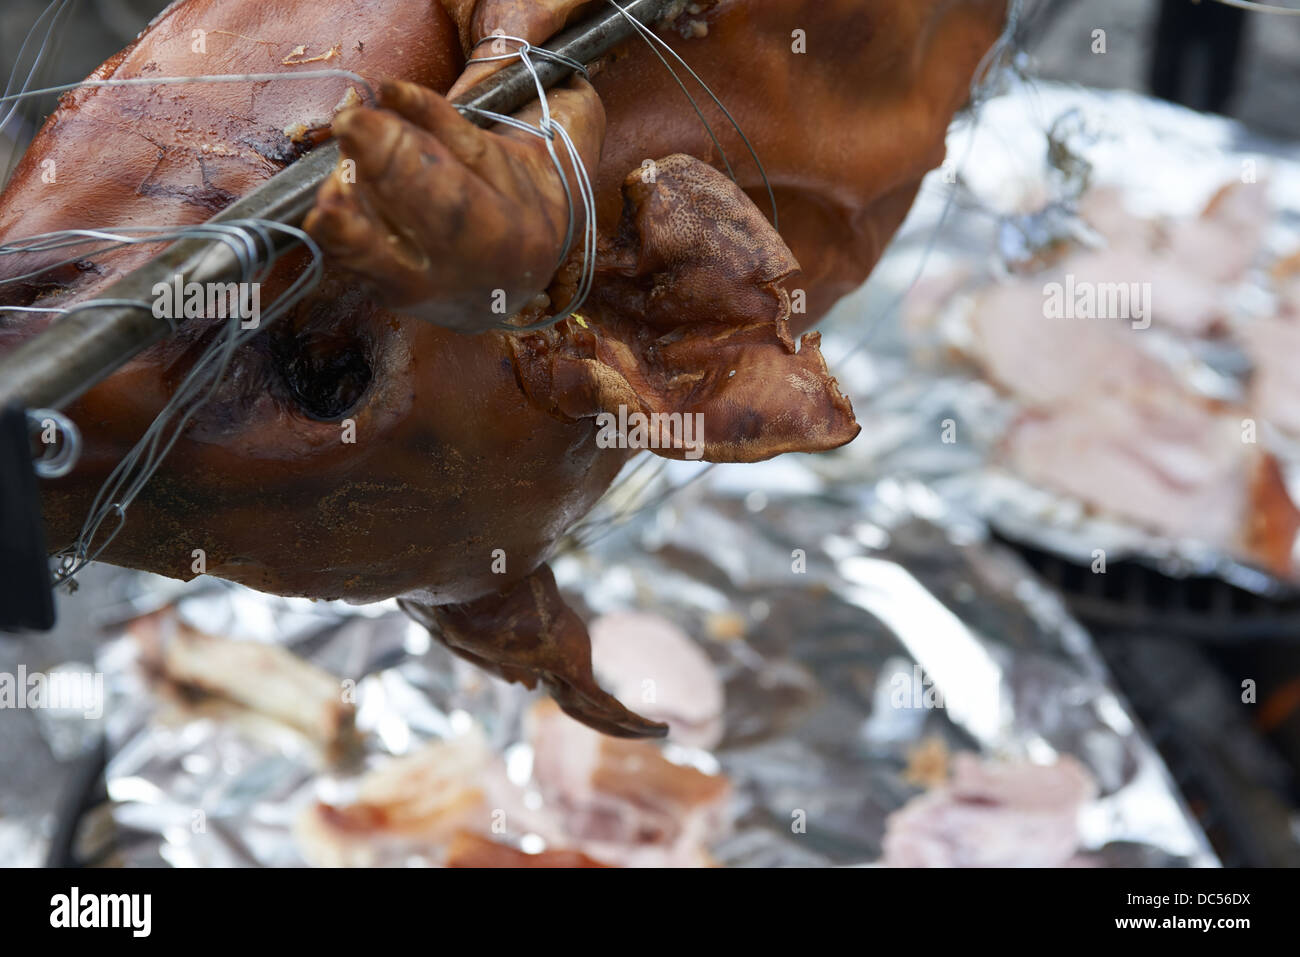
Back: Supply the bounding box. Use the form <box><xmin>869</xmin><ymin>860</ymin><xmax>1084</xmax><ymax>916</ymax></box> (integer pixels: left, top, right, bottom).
<box><xmin>818</xmin><ymin>76</ymin><xmax>1300</xmax><ymax>593</ymax></box>
<box><xmin>58</xmin><ymin>470</ymin><xmax>1217</xmax><ymax>867</ymax></box>
<box><xmin>25</xmin><ymin>80</ymin><xmax>1244</xmax><ymax>868</ymax></box>
<box><xmin>70</xmin><ymin>476</ymin><xmax>1217</xmax><ymax>866</ymax></box>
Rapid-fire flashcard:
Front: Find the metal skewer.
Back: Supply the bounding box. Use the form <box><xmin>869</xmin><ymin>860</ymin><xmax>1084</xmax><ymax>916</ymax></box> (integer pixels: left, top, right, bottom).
<box><xmin>0</xmin><ymin>0</ymin><xmax>674</xmax><ymax>413</ymax></box>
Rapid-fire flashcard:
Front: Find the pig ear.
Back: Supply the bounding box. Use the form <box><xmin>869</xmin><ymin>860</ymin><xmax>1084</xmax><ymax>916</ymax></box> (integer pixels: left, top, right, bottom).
<box><xmin>512</xmin><ymin>154</ymin><xmax>860</xmax><ymax>464</ymax></box>
<box><xmin>399</xmin><ymin>564</ymin><xmax>669</xmax><ymax>739</ymax></box>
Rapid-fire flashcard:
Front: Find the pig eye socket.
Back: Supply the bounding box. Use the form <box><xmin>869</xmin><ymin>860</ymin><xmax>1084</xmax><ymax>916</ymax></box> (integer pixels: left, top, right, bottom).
<box><xmin>272</xmin><ymin>332</ymin><xmax>373</xmax><ymax>421</ymax></box>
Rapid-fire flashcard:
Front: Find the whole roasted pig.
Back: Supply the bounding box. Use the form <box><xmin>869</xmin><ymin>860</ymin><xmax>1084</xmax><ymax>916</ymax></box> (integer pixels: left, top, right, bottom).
<box><xmin>0</xmin><ymin>0</ymin><xmax>1006</xmax><ymax>735</ymax></box>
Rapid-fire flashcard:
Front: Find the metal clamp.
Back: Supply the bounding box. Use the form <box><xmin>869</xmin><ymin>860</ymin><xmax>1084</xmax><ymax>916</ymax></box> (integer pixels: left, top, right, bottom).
<box><xmin>27</xmin><ymin>407</ymin><xmax>80</xmax><ymax>478</ymax></box>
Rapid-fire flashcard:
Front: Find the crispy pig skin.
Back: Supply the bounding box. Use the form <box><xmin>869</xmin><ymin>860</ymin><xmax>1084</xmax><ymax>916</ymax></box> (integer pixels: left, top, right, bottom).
<box><xmin>133</xmin><ymin>612</ymin><xmax>357</xmax><ymax>754</ymax></box>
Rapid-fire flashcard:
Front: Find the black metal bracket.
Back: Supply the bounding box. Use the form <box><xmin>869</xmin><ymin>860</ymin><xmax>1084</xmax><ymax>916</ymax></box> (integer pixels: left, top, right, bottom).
<box><xmin>0</xmin><ymin>403</ymin><xmax>55</xmax><ymax>631</ymax></box>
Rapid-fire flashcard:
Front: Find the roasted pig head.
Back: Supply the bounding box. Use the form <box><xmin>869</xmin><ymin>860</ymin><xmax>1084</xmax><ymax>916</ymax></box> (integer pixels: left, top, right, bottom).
<box><xmin>0</xmin><ymin>0</ymin><xmax>1006</xmax><ymax>735</ymax></box>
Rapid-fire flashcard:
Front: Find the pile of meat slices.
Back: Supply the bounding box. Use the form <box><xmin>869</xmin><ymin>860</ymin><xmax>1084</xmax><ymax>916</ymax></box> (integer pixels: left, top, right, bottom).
<box><xmin>296</xmin><ymin>611</ymin><xmax>730</xmax><ymax>868</ymax></box>
<box><xmin>132</xmin><ymin>607</ymin><xmax>731</xmax><ymax>866</ymax></box>
<box><xmin>135</xmin><ymin>604</ymin><xmax>1103</xmax><ymax>867</ymax></box>
<box><xmin>912</xmin><ymin>180</ymin><xmax>1300</xmax><ymax>578</ymax></box>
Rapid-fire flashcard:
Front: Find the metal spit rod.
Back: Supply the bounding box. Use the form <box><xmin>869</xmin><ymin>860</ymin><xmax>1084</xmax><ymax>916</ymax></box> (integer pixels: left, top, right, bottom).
<box><xmin>0</xmin><ymin>0</ymin><xmax>674</xmax><ymax>413</ymax></box>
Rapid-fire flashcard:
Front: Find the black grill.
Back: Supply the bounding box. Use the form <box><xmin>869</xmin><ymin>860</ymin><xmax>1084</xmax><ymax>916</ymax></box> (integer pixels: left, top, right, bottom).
<box><xmin>1000</xmin><ymin>534</ymin><xmax>1300</xmax><ymax>867</ymax></box>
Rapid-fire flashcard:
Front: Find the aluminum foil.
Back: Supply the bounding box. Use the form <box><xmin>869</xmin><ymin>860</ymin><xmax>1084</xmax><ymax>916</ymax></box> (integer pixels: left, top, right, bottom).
<box><xmin>47</xmin><ymin>453</ymin><xmax>1210</xmax><ymax>867</ymax></box>
<box><xmin>818</xmin><ymin>76</ymin><xmax>1300</xmax><ymax>593</ymax></box>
